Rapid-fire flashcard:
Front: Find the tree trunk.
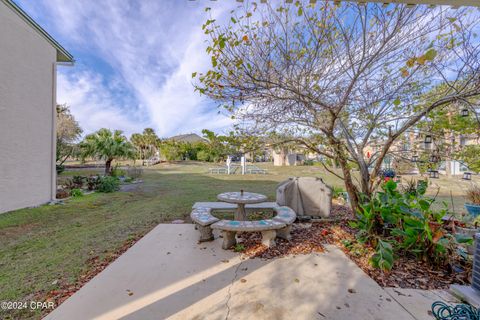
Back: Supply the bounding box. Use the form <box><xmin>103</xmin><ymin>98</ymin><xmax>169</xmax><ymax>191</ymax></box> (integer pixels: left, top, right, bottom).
<box><xmin>105</xmin><ymin>159</ymin><xmax>113</xmax><ymax>175</ymax></box>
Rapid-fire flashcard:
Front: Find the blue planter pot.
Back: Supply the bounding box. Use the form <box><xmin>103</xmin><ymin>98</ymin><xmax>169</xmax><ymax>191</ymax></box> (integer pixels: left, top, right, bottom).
<box><xmin>465</xmin><ymin>203</ymin><xmax>480</xmax><ymax>217</ymax></box>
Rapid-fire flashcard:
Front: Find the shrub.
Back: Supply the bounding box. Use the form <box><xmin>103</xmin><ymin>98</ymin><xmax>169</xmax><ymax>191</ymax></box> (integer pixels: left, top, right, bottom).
<box><xmin>466</xmin><ymin>185</ymin><xmax>480</xmax><ymax>205</ymax></box>
<box><xmin>111</xmin><ymin>167</ymin><xmax>126</xmax><ymax>178</ymax></box>
<box><xmin>401</xmin><ymin>179</ymin><xmax>428</xmax><ymax>197</ymax></box>
<box><xmin>64</xmin><ymin>179</ymin><xmax>76</xmax><ymax>190</ymax></box>
<box><xmin>196</xmin><ymin>150</ymin><xmax>210</xmax><ymax>162</ymax></box>
<box><xmin>332</xmin><ymin>186</ymin><xmax>345</xmax><ymax>199</ymax></box>
<box><xmin>87</xmin><ymin>176</ymin><xmax>101</xmax><ymax>191</ymax></box>
<box><xmin>234</xmin><ymin>244</ymin><xmax>245</xmax><ymax>252</ymax></box>
<box><xmin>303</xmin><ymin>159</ymin><xmax>314</xmax><ymax>166</ymax></box>
<box><xmin>351</xmin><ymin>180</ymin><xmax>472</xmax><ymax>270</ymax></box>
<box><xmin>126</xmin><ymin>166</ymin><xmax>143</xmax><ymax>179</ymax></box>
<box><xmin>72</xmin><ymin>175</ymin><xmax>86</xmax><ymax>188</ymax></box>
<box><xmin>56</xmin><ymin>164</ymin><xmax>65</xmax><ymax>175</ymax></box>
<box><xmin>70</xmin><ymin>188</ymin><xmax>83</xmax><ymax>198</ymax></box>
<box><xmin>97</xmin><ymin>176</ymin><xmax>120</xmax><ymax>193</ymax></box>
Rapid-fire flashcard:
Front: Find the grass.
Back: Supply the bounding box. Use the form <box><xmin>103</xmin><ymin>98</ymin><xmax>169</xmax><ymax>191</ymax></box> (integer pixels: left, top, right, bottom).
<box><xmin>0</xmin><ymin>161</ymin><xmax>477</xmax><ymax>319</ymax></box>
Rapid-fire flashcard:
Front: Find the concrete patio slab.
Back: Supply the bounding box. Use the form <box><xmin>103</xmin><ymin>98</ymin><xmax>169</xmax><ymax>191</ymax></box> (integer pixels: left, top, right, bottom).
<box><xmin>384</xmin><ymin>288</ymin><xmax>460</xmax><ymax>320</ymax></box>
<box><xmin>45</xmin><ymin>224</ymin><xmax>447</xmax><ymax>320</ymax></box>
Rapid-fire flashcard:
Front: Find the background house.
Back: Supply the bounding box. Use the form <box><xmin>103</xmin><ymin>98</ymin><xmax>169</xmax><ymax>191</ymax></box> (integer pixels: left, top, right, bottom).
<box><xmin>0</xmin><ymin>0</ymin><xmax>73</xmax><ymax>213</ymax></box>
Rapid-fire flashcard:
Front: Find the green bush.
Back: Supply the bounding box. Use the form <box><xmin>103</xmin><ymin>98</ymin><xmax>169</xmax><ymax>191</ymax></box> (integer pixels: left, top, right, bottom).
<box><xmin>72</xmin><ymin>175</ymin><xmax>86</xmax><ymax>188</ymax></box>
<box><xmin>303</xmin><ymin>159</ymin><xmax>314</xmax><ymax>166</ymax></box>
<box><xmin>332</xmin><ymin>186</ymin><xmax>345</xmax><ymax>199</ymax></box>
<box><xmin>97</xmin><ymin>176</ymin><xmax>120</xmax><ymax>193</ymax></box>
<box><xmin>111</xmin><ymin>167</ymin><xmax>126</xmax><ymax>178</ymax></box>
<box><xmin>196</xmin><ymin>150</ymin><xmax>210</xmax><ymax>162</ymax></box>
<box><xmin>350</xmin><ymin>180</ymin><xmax>472</xmax><ymax>270</ymax></box>
<box><xmin>87</xmin><ymin>176</ymin><xmax>101</xmax><ymax>191</ymax></box>
<box><xmin>70</xmin><ymin>188</ymin><xmax>84</xmax><ymax>198</ymax></box>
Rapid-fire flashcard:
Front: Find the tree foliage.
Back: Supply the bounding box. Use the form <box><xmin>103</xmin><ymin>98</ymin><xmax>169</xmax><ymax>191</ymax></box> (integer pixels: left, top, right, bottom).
<box><xmin>456</xmin><ymin>145</ymin><xmax>480</xmax><ymax>173</ymax></box>
<box><xmin>130</xmin><ymin>128</ymin><xmax>161</xmax><ymax>160</ymax></box>
<box><xmin>79</xmin><ymin>128</ymin><xmax>135</xmax><ymax>175</ymax></box>
<box><xmin>56</xmin><ymin>104</ymin><xmax>82</xmax><ymax>167</ymax></box>
<box><xmin>414</xmin><ymin>86</ymin><xmax>479</xmax><ymax>175</ymax></box>
<box><xmin>195</xmin><ymin>2</ymin><xmax>480</xmax><ymax>211</ymax></box>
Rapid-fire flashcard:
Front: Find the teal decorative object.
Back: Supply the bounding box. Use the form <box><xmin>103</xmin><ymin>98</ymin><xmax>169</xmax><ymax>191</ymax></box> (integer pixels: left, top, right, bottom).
<box><xmin>465</xmin><ymin>203</ymin><xmax>480</xmax><ymax>217</ymax></box>
<box><xmin>431</xmin><ymin>301</ymin><xmax>480</xmax><ymax>319</ymax></box>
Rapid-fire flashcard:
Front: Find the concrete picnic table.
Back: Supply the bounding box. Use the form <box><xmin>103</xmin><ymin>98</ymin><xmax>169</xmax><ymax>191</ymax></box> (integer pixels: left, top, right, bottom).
<box><xmin>217</xmin><ymin>191</ymin><xmax>267</xmax><ymax>221</ymax></box>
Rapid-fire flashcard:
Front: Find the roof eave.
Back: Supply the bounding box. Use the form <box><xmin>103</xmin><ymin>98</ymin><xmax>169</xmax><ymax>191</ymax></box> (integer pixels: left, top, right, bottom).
<box><xmin>2</xmin><ymin>0</ymin><xmax>74</xmax><ymax>64</ymax></box>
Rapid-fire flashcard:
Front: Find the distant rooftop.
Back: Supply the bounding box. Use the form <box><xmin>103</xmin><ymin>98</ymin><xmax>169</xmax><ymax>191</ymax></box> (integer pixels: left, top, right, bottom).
<box><xmin>168</xmin><ymin>133</ymin><xmax>207</xmax><ymax>143</ymax></box>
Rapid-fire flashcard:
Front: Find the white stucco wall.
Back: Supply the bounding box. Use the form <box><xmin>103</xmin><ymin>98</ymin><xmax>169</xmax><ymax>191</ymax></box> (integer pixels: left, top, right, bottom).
<box><xmin>0</xmin><ymin>2</ymin><xmax>57</xmax><ymax>213</ymax></box>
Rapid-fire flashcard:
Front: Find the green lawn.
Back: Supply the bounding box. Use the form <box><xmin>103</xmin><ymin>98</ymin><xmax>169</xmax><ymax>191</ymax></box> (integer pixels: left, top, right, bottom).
<box><xmin>0</xmin><ymin>161</ymin><xmax>476</xmax><ymax>319</ymax></box>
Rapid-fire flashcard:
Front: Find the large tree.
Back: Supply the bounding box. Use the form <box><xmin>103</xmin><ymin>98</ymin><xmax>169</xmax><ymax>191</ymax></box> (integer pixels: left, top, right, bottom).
<box><xmin>195</xmin><ymin>2</ymin><xmax>480</xmax><ymax>211</ymax></box>
<box><xmin>79</xmin><ymin>128</ymin><xmax>135</xmax><ymax>175</ymax></box>
<box><xmin>131</xmin><ymin>128</ymin><xmax>160</xmax><ymax>160</ymax></box>
<box><xmin>56</xmin><ymin>104</ymin><xmax>82</xmax><ymax>167</ymax></box>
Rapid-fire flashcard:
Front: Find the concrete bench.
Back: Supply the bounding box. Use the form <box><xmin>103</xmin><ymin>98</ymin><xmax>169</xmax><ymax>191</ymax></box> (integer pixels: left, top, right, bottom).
<box><xmin>192</xmin><ymin>201</ymin><xmax>279</xmax><ymax>210</ymax></box>
<box><xmin>211</xmin><ymin>219</ymin><xmax>286</xmax><ymax>249</ymax></box>
<box><xmin>272</xmin><ymin>206</ymin><xmax>297</xmax><ymax>240</ymax></box>
<box><xmin>190</xmin><ymin>207</ymin><xmax>219</xmax><ymax>242</ymax></box>
<box><xmin>190</xmin><ymin>203</ymin><xmax>297</xmax><ymax>248</ymax></box>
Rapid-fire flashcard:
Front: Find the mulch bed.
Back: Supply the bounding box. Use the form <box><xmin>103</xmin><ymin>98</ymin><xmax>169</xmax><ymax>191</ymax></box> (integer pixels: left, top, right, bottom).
<box><xmin>238</xmin><ymin>224</ymin><xmax>325</xmax><ymax>259</ymax></box>
<box><xmin>237</xmin><ymin>204</ymin><xmax>472</xmax><ymax>290</ymax></box>
<box><xmin>323</xmin><ymin>222</ymin><xmax>471</xmax><ymax>290</ymax></box>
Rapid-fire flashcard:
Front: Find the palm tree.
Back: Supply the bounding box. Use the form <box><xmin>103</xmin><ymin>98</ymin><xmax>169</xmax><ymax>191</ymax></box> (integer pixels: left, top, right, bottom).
<box><xmin>142</xmin><ymin>128</ymin><xmax>159</xmax><ymax>159</ymax></box>
<box><xmin>131</xmin><ymin>133</ymin><xmax>146</xmax><ymax>159</ymax></box>
<box><xmin>80</xmin><ymin>128</ymin><xmax>135</xmax><ymax>175</ymax></box>
<box><xmin>130</xmin><ymin>128</ymin><xmax>160</xmax><ymax>161</ymax></box>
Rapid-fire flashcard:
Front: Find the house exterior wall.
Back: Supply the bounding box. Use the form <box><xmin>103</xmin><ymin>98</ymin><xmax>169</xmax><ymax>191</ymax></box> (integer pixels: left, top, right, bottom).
<box><xmin>0</xmin><ymin>2</ymin><xmax>57</xmax><ymax>213</ymax></box>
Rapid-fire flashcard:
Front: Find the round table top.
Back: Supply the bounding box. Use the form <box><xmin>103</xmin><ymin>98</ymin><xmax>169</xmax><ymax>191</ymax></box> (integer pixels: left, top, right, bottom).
<box><xmin>217</xmin><ymin>192</ymin><xmax>267</xmax><ymax>204</ymax></box>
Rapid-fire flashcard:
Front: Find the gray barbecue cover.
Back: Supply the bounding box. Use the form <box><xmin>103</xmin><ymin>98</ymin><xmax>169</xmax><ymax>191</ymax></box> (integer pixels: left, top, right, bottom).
<box><xmin>276</xmin><ymin>177</ymin><xmax>332</xmax><ymax>217</ymax></box>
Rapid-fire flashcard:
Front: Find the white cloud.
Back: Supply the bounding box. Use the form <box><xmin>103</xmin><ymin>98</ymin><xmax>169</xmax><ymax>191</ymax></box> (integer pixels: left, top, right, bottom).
<box><xmin>18</xmin><ymin>0</ymin><xmax>236</xmax><ymax>137</ymax></box>
<box><xmin>56</xmin><ymin>71</ymin><xmax>142</xmax><ymax>136</ymax></box>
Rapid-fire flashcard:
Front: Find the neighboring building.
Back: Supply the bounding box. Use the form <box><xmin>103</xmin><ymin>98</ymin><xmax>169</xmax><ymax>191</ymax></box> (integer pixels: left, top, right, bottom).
<box><xmin>364</xmin><ymin>130</ymin><xmax>480</xmax><ymax>176</ymax></box>
<box><xmin>269</xmin><ymin>144</ymin><xmax>309</xmax><ymax>166</ymax></box>
<box><xmin>168</xmin><ymin>133</ymin><xmax>207</xmax><ymax>144</ymax></box>
<box><xmin>0</xmin><ymin>0</ymin><xmax>73</xmax><ymax>213</ymax></box>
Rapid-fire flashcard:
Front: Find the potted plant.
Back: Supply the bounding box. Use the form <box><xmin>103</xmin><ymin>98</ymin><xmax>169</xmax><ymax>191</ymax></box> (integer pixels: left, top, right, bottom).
<box><xmin>465</xmin><ymin>185</ymin><xmax>480</xmax><ymax>217</ymax></box>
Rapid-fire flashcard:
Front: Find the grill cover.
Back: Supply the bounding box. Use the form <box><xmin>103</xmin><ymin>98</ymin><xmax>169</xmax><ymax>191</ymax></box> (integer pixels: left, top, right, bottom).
<box><xmin>276</xmin><ymin>177</ymin><xmax>332</xmax><ymax>217</ymax></box>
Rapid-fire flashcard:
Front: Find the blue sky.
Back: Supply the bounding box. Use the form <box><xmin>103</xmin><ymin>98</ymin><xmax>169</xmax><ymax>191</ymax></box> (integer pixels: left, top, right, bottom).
<box><xmin>16</xmin><ymin>0</ymin><xmax>236</xmax><ymax>138</ymax></box>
